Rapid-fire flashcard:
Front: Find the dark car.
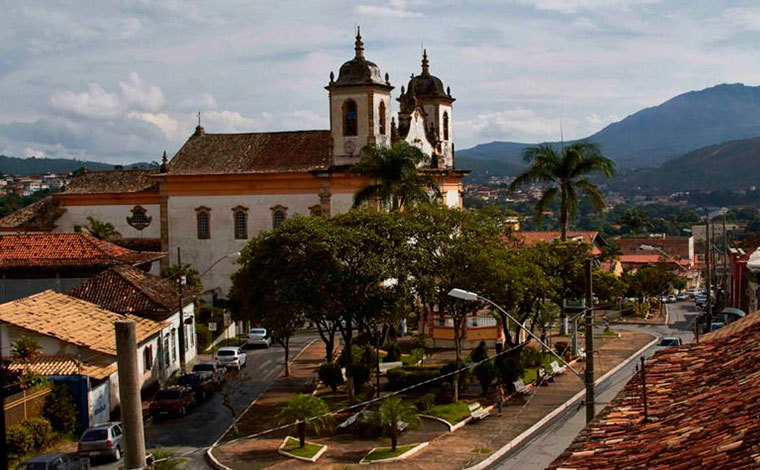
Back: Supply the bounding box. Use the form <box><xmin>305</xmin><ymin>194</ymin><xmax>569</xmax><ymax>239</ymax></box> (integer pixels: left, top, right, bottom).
<box><xmin>192</xmin><ymin>360</ymin><xmax>227</xmax><ymax>388</ymax></box>
<box><xmin>178</xmin><ymin>371</ymin><xmax>215</xmax><ymax>399</ymax></box>
<box><xmin>18</xmin><ymin>453</ymin><xmax>89</xmax><ymax>470</ymax></box>
<box><xmin>149</xmin><ymin>386</ymin><xmax>196</xmax><ymax>416</ymax></box>
<box><xmin>77</xmin><ymin>422</ymin><xmax>124</xmax><ymax>462</ymax></box>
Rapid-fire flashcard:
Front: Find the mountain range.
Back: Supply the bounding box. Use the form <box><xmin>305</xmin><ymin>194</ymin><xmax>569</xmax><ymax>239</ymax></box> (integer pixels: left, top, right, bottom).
<box><xmin>458</xmin><ymin>83</ymin><xmax>760</xmax><ymax>179</ymax></box>
<box><xmin>0</xmin><ymin>155</ymin><xmax>156</xmax><ymax>176</ymax></box>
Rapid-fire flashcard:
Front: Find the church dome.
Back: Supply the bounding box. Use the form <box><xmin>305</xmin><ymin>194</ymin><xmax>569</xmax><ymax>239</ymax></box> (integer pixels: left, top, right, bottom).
<box><xmin>331</xmin><ymin>28</ymin><xmax>391</xmax><ymax>88</ymax></box>
<box><xmin>405</xmin><ymin>50</ymin><xmax>453</xmax><ymax>100</ymax></box>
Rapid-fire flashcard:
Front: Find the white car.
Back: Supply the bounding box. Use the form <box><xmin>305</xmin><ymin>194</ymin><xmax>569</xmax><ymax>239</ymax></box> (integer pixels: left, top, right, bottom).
<box><xmin>216</xmin><ymin>346</ymin><xmax>247</xmax><ymax>370</ymax></box>
<box><xmin>248</xmin><ymin>328</ymin><xmax>272</xmax><ymax>348</ymax></box>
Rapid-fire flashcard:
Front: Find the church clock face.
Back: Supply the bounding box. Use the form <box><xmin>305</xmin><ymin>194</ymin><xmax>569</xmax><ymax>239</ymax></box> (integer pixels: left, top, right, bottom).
<box><xmin>344</xmin><ymin>140</ymin><xmax>356</xmax><ymax>155</ymax></box>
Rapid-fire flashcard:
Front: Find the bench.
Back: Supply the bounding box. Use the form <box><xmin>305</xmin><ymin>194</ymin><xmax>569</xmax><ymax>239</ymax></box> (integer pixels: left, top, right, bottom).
<box><xmin>512</xmin><ymin>378</ymin><xmax>531</xmax><ymax>395</ymax></box>
<box><xmin>549</xmin><ymin>361</ymin><xmax>567</xmax><ymax>376</ymax></box>
<box><xmin>468</xmin><ymin>402</ymin><xmax>490</xmax><ymax>421</ymax></box>
<box><xmin>378</xmin><ymin>361</ymin><xmax>403</xmax><ymax>374</ymax></box>
<box><xmin>337</xmin><ymin>411</ymin><xmax>361</xmax><ymax>429</ymax></box>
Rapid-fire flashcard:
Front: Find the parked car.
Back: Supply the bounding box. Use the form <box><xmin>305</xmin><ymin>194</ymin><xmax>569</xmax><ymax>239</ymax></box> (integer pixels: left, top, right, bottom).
<box><xmin>656</xmin><ymin>336</ymin><xmax>683</xmax><ymax>349</ymax></box>
<box><xmin>695</xmin><ymin>295</ymin><xmax>707</xmax><ymax>307</ymax></box>
<box><xmin>77</xmin><ymin>422</ymin><xmax>124</xmax><ymax>462</ymax></box>
<box><xmin>192</xmin><ymin>360</ymin><xmax>227</xmax><ymax>388</ymax></box>
<box><xmin>178</xmin><ymin>371</ymin><xmax>216</xmax><ymax>399</ymax></box>
<box><xmin>149</xmin><ymin>386</ymin><xmax>196</xmax><ymax>417</ymax></box>
<box><xmin>676</xmin><ymin>293</ymin><xmax>687</xmax><ymax>301</ymax></box>
<box><xmin>19</xmin><ymin>453</ymin><xmax>89</xmax><ymax>470</ymax></box>
<box><xmin>667</xmin><ymin>295</ymin><xmax>677</xmax><ymax>303</ymax></box>
<box><xmin>216</xmin><ymin>346</ymin><xmax>247</xmax><ymax>370</ymax></box>
<box><xmin>710</xmin><ymin>321</ymin><xmax>726</xmax><ymax>332</ymax></box>
<box><xmin>248</xmin><ymin>327</ymin><xmax>272</xmax><ymax>348</ymax></box>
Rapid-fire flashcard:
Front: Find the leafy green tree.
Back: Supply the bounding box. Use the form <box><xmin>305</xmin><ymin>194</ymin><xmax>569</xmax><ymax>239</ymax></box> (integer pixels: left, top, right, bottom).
<box><xmin>160</xmin><ymin>263</ymin><xmax>202</xmax><ymax>289</ymax></box>
<box><xmin>593</xmin><ymin>270</ymin><xmax>626</xmax><ymax>304</ymax></box>
<box><xmin>618</xmin><ymin>208</ymin><xmax>651</xmax><ymax>236</ymax></box>
<box><xmin>351</xmin><ymin>141</ymin><xmax>441</xmax><ymax>210</ymax></box>
<box><xmin>74</xmin><ymin>216</ymin><xmax>121</xmax><ymax>241</ymax></box>
<box><xmin>624</xmin><ymin>262</ymin><xmax>683</xmax><ymax>301</ymax></box>
<box><xmin>474</xmin><ymin>360</ymin><xmax>497</xmax><ymax>395</ymax></box>
<box><xmin>43</xmin><ymin>384</ymin><xmax>78</xmax><ymax>434</ymax></box>
<box><xmin>378</xmin><ymin>397</ymin><xmax>421</xmax><ymax>451</ymax></box>
<box><xmin>276</xmin><ymin>394</ymin><xmax>333</xmax><ymax>448</ymax></box>
<box><xmin>509</xmin><ymin>141</ymin><xmax>615</xmax><ymax>241</ymax></box>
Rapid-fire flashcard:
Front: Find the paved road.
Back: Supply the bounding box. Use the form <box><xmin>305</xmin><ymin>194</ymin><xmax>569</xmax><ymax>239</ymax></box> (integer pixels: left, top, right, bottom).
<box><xmin>92</xmin><ymin>333</ymin><xmax>316</xmax><ymax>470</ymax></box>
<box><xmin>494</xmin><ymin>301</ymin><xmax>697</xmax><ymax>470</ymax></box>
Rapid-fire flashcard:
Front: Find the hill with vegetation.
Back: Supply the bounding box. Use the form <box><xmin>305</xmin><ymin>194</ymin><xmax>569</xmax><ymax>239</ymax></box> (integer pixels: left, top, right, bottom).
<box><xmin>0</xmin><ymin>155</ymin><xmax>156</xmax><ymax>175</ymax></box>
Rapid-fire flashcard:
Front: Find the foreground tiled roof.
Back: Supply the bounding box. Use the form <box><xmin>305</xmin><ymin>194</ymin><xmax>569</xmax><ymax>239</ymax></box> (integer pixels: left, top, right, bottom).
<box><xmin>0</xmin><ymin>196</ymin><xmax>64</xmax><ymax>231</ymax></box>
<box><xmin>69</xmin><ymin>265</ymin><xmax>198</xmax><ymax>321</ymax></box>
<box><xmin>63</xmin><ymin>170</ymin><xmax>157</xmax><ymax>194</ymax></box>
<box><xmin>5</xmin><ymin>355</ymin><xmax>116</xmax><ymax>380</ymax></box>
<box><xmin>701</xmin><ymin>308</ymin><xmax>760</xmax><ymax>342</ymax></box>
<box><xmin>0</xmin><ymin>233</ymin><xmax>165</xmax><ymax>269</ymax></box>
<box><xmin>548</xmin><ymin>313</ymin><xmax>760</xmax><ymax>470</ymax></box>
<box><xmin>167</xmin><ymin>131</ymin><xmax>331</xmax><ymax>175</ymax></box>
<box><xmin>0</xmin><ymin>290</ymin><xmax>167</xmax><ymax>356</ymax></box>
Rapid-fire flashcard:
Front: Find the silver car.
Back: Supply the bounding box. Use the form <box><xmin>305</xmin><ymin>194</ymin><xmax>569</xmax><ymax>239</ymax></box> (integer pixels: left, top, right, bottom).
<box><xmin>248</xmin><ymin>327</ymin><xmax>272</xmax><ymax>348</ymax></box>
<box><xmin>78</xmin><ymin>422</ymin><xmax>124</xmax><ymax>462</ymax></box>
<box><xmin>216</xmin><ymin>346</ymin><xmax>247</xmax><ymax>370</ymax></box>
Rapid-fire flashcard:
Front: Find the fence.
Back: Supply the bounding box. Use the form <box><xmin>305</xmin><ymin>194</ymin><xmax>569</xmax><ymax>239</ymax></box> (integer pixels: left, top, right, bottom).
<box><xmin>3</xmin><ymin>386</ymin><xmax>51</xmax><ymax>427</ymax></box>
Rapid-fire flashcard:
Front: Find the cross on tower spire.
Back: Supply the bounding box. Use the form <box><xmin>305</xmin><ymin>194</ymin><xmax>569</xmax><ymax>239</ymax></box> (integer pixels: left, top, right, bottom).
<box><xmin>354</xmin><ymin>26</ymin><xmax>364</xmax><ymax>59</ymax></box>
<box><xmin>421</xmin><ymin>48</ymin><xmax>430</xmax><ymax>76</ymax></box>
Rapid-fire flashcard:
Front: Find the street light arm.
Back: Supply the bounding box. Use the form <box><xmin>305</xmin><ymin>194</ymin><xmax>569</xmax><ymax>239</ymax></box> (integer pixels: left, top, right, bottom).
<box><xmin>639</xmin><ymin>244</ymin><xmax>690</xmax><ymax>272</ymax></box>
<box><xmin>199</xmin><ymin>252</ymin><xmax>241</xmax><ymax>278</ymax></box>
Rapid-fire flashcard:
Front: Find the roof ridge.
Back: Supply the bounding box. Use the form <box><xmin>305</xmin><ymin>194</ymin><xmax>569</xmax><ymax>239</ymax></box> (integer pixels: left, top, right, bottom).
<box><xmin>201</xmin><ymin>129</ymin><xmax>329</xmax><ymax>136</ymax></box>
<box><xmin>110</xmin><ymin>265</ymin><xmax>176</xmax><ymax>311</ymax></box>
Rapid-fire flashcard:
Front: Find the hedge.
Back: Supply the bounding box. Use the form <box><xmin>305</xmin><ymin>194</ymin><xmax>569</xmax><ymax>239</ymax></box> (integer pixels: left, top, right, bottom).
<box><xmin>386</xmin><ymin>366</ymin><xmax>442</xmax><ymax>390</ymax></box>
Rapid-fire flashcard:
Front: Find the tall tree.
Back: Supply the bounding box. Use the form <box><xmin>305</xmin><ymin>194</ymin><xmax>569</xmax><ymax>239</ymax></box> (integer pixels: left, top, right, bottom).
<box><xmin>276</xmin><ymin>394</ymin><xmax>333</xmax><ymax>448</ymax></box>
<box><xmin>351</xmin><ymin>141</ymin><xmax>441</xmax><ymax>211</ymax></box>
<box><xmin>74</xmin><ymin>215</ymin><xmax>121</xmax><ymax>241</ymax></box>
<box><xmin>618</xmin><ymin>208</ymin><xmax>651</xmax><ymax>236</ymax></box>
<box><xmin>509</xmin><ymin>141</ymin><xmax>615</xmax><ymax>241</ymax></box>
<box><xmin>377</xmin><ymin>397</ymin><xmax>420</xmax><ymax>451</ymax></box>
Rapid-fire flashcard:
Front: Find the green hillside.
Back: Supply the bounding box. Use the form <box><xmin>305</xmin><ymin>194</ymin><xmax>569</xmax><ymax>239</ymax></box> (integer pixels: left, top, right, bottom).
<box><xmin>0</xmin><ymin>155</ymin><xmax>156</xmax><ymax>175</ymax></box>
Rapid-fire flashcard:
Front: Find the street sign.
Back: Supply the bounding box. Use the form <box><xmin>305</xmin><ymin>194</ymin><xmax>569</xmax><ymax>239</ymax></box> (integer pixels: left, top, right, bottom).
<box><xmin>208</xmin><ymin>322</ymin><xmax>217</xmax><ymax>332</ymax></box>
<box><xmin>564</xmin><ymin>299</ymin><xmax>586</xmax><ymax>309</ymax></box>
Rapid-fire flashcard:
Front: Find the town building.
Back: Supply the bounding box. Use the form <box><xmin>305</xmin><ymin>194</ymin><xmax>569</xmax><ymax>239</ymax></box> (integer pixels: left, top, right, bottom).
<box><xmin>0</xmin><ymin>31</ymin><xmax>467</xmax><ymax>296</ymax></box>
<box><xmin>614</xmin><ymin>235</ymin><xmax>694</xmax><ymax>262</ymax></box>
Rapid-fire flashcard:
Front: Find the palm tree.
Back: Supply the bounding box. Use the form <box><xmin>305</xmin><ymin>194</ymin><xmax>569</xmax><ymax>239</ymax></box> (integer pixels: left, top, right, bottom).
<box><xmin>276</xmin><ymin>394</ymin><xmax>333</xmax><ymax>448</ymax></box>
<box><xmin>11</xmin><ymin>335</ymin><xmax>42</xmax><ymax>361</ymax></box>
<box><xmin>378</xmin><ymin>397</ymin><xmax>421</xmax><ymax>451</ymax></box>
<box><xmin>509</xmin><ymin>141</ymin><xmax>615</xmax><ymax>241</ymax></box>
<box><xmin>351</xmin><ymin>142</ymin><xmax>441</xmax><ymax>211</ymax></box>
<box><xmin>618</xmin><ymin>208</ymin><xmax>651</xmax><ymax>236</ymax></box>
<box><xmin>75</xmin><ymin>216</ymin><xmax>121</xmax><ymax>241</ymax></box>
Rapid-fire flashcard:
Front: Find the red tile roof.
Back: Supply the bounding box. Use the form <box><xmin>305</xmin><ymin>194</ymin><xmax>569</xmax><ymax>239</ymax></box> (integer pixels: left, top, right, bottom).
<box><xmin>516</xmin><ymin>231</ymin><xmax>600</xmax><ymax>245</ymax></box>
<box><xmin>0</xmin><ymin>233</ymin><xmax>165</xmax><ymax>269</ymax></box>
<box><xmin>167</xmin><ymin>130</ymin><xmax>331</xmax><ymax>175</ymax></box>
<box><xmin>0</xmin><ymin>196</ymin><xmax>63</xmax><ymax>231</ymax></box>
<box><xmin>69</xmin><ymin>265</ymin><xmax>197</xmax><ymax>321</ymax></box>
<box><xmin>548</xmin><ymin>312</ymin><xmax>760</xmax><ymax>470</ymax></box>
<box><xmin>619</xmin><ymin>254</ymin><xmax>692</xmax><ymax>266</ymax></box>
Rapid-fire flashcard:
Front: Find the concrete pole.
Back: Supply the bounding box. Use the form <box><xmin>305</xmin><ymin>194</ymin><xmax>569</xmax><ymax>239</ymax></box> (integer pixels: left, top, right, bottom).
<box><xmin>0</xmin><ymin>327</ymin><xmax>8</xmax><ymax>470</ymax></box>
<box><xmin>115</xmin><ymin>320</ymin><xmax>147</xmax><ymax>470</ymax></box>
<box><xmin>177</xmin><ymin>247</ymin><xmax>186</xmax><ymax>369</ymax></box>
<box><xmin>705</xmin><ymin>218</ymin><xmax>712</xmax><ymax>334</ymax></box>
<box><xmin>584</xmin><ymin>258</ymin><xmax>595</xmax><ymax>424</ymax></box>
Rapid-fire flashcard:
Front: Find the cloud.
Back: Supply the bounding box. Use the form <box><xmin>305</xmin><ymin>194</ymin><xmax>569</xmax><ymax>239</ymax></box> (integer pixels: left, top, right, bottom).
<box><xmin>720</xmin><ymin>7</ymin><xmax>760</xmax><ymax>32</ymax></box>
<box><xmin>127</xmin><ymin>111</ymin><xmax>183</xmax><ymax>140</ymax></box>
<box><xmin>177</xmin><ymin>93</ymin><xmax>217</xmax><ymax>110</ymax></box>
<box><xmin>118</xmin><ymin>72</ymin><xmax>165</xmax><ymax>111</ymax></box>
<box><xmin>458</xmin><ymin>108</ymin><xmax>577</xmax><ymax>142</ymax></box>
<box><xmin>355</xmin><ymin>0</ymin><xmax>424</xmax><ymax>18</ymax></box>
<box><xmin>511</xmin><ymin>0</ymin><xmax>660</xmax><ymax>14</ymax></box>
<box><xmin>23</xmin><ymin>147</ymin><xmax>45</xmax><ymax>157</ymax></box>
<box><xmin>50</xmin><ymin>72</ymin><xmax>164</xmax><ymax>118</ymax></box>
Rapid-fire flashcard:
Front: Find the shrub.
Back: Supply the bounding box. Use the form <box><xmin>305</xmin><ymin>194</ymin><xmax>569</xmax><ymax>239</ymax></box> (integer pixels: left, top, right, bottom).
<box><xmin>441</xmin><ymin>361</ymin><xmax>470</xmax><ymax>392</ymax></box>
<box><xmin>554</xmin><ymin>341</ymin><xmax>569</xmax><ymax>356</ymax></box>
<box><xmin>520</xmin><ymin>346</ymin><xmax>543</xmax><ymax>368</ymax></box>
<box><xmin>405</xmin><ymin>348</ymin><xmax>424</xmax><ymax>366</ymax></box>
<box><xmin>338</xmin><ymin>344</ymin><xmax>363</xmax><ymax>368</ymax></box>
<box><xmin>195</xmin><ymin>324</ymin><xmax>212</xmax><ymax>352</ymax></box>
<box><xmin>22</xmin><ymin>417</ymin><xmax>53</xmax><ymax>449</ymax></box>
<box><xmin>474</xmin><ymin>360</ymin><xmax>497</xmax><ymax>395</ymax></box>
<box><xmin>386</xmin><ymin>366</ymin><xmax>441</xmax><ymax>390</ymax></box>
<box><xmin>7</xmin><ymin>424</ymin><xmax>34</xmax><ymax>459</ymax></box>
<box><xmin>496</xmin><ymin>355</ymin><xmax>525</xmax><ymax>388</ymax></box>
<box><xmin>470</xmin><ymin>341</ymin><xmax>488</xmax><ymax>363</ymax></box>
<box><xmin>318</xmin><ymin>362</ymin><xmax>344</xmax><ymax>393</ymax></box>
<box><xmin>349</xmin><ymin>363</ymin><xmax>370</xmax><ymax>395</ymax></box>
<box><xmin>43</xmin><ymin>384</ymin><xmax>79</xmax><ymax>434</ymax></box>
<box><xmin>360</xmin><ymin>344</ymin><xmax>378</xmax><ymax>369</ymax></box>
<box><xmin>384</xmin><ymin>342</ymin><xmax>401</xmax><ymax>363</ymax></box>
<box><xmin>414</xmin><ymin>392</ymin><xmax>436</xmax><ymax>412</ymax></box>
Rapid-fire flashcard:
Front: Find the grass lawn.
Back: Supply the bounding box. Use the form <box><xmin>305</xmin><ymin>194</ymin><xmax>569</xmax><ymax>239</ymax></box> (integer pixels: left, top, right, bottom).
<box><xmin>522</xmin><ymin>355</ymin><xmax>555</xmax><ymax>384</ymax></box>
<box><xmin>281</xmin><ymin>436</ymin><xmax>324</xmax><ymax>459</ymax></box>
<box><xmin>425</xmin><ymin>402</ymin><xmax>471</xmax><ymax>425</ymax></box>
<box><xmin>364</xmin><ymin>444</ymin><xmax>417</xmax><ymax>462</ymax></box>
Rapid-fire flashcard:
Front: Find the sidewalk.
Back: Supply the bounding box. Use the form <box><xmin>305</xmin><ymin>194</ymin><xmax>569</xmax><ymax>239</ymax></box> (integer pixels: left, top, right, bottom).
<box><xmin>211</xmin><ymin>330</ymin><xmax>654</xmax><ymax>470</ymax></box>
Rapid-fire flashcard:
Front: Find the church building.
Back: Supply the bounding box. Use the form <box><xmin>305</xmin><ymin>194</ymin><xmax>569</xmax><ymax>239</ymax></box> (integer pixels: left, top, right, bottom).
<box><xmin>0</xmin><ymin>30</ymin><xmax>468</xmax><ymax>296</ymax></box>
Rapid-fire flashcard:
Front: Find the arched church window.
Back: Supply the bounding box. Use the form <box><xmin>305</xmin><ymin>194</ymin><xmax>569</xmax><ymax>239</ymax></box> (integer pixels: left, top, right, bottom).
<box><xmin>271</xmin><ymin>205</ymin><xmax>288</xmax><ymax>229</ymax></box>
<box><xmin>443</xmin><ymin>112</ymin><xmax>449</xmax><ymax>141</ymax></box>
<box><xmin>379</xmin><ymin>101</ymin><xmax>387</xmax><ymax>135</ymax></box>
<box><xmin>196</xmin><ymin>207</ymin><xmax>211</xmax><ymax>240</ymax></box>
<box><xmin>232</xmin><ymin>206</ymin><xmax>248</xmax><ymax>240</ymax></box>
<box><xmin>344</xmin><ymin>100</ymin><xmax>358</xmax><ymax>136</ymax></box>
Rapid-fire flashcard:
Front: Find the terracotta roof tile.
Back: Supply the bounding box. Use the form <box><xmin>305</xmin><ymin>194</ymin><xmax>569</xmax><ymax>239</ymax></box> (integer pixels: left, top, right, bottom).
<box><xmin>0</xmin><ymin>196</ymin><xmax>64</xmax><ymax>231</ymax></box>
<box><xmin>548</xmin><ymin>310</ymin><xmax>760</xmax><ymax>470</ymax></box>
<box><xmin>5</xmin><ymin>355</ymin><xmax>116</xmax><ymax>380</ymax></box>
<box><xmin>516</xmin><ymin>231</ymin><xmax>600</xmax><ymax>245</ymax></box>
<box><xmin>0</xmin><ymin>290</ymin><xmax>167</xmax><ymax>356</ymax></box>
<box><xmin>0</xmin><ymin>233</ymin><xmax>165</xmax><ymax>269</ymax></box>
<box><xmin>63</xmin><ymin>170</ymin><xmax>157</xmax><ymax>194</ymax></box>
<box><xmin>69</xmin><ymin>265</ymin><xmax>198</xmax><ymax>321</ymax></box>
<box><xmin>167</xmin><ymin>131</ymin><xmax>331</xmax><ymax>175</ymax></box>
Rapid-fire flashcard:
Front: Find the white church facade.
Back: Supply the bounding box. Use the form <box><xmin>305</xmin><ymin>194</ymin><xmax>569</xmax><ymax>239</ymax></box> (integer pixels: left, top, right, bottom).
<box><xmin>0</xmin><ymin>30</ymin><xmax>468</xmax><ymax>296</ymax></box>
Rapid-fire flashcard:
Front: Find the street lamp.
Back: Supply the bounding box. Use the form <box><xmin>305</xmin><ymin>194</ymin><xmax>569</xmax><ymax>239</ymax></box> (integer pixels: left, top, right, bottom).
<box><xmin>639</xmin><ymin>244</ymin><xmax>690</xmax><ymax>272</ymax></box>
<box><xmin>199</xmin><ymin>251</ymin><xmax>241</xmax><ymax>278</ymax></box>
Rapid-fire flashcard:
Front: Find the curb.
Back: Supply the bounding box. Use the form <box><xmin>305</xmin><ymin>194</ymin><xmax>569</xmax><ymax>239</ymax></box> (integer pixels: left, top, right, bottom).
<box><xmin>205</xmin><ymin>337</ymin><xmax>320</xmax><ymax>470</ymax></box>
<box><xmin>463</xmin><ymin>333</ymin><xmax>659</xmax><ymax>470</ymax></box>
<box><xmin>277</xmin><ymin>436</ymin><xmax>328</xmax><ymax>462</ymax></box>
<box><xmin>359</xmin><ymin>442</ymin><xmax>429</xmax><ymax>465</ymax></box>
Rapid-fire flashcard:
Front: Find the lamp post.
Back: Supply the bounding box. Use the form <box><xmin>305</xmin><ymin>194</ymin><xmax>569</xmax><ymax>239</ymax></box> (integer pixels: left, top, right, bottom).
<box><xmin>639</xmin><ymin>244</ymin><xmax>690</xmax><ymax>272</ymax></box>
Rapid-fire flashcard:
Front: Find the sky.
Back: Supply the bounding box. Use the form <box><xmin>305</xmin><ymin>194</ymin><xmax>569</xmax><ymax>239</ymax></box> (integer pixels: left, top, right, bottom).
<box><xmin>2</xmin><ymin>0</ymin><xmax>760</xmax><ymax>164</ymax></box>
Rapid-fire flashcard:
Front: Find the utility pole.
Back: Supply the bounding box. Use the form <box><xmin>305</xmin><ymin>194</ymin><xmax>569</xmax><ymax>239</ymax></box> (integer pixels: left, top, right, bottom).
<box><xmin>584</xmin><ymin>258</ymin><xmax>595</xmax><ymax>424</ymax></box>
<box><xmin>177</xmin><ymin>247</ymin><xmax>186</xmax><ymax>369</ymax></box>
<box><xmin>0</xmin><ymin>330</ymin><xmax>8</xmax><ymax>470</ymax></box>
<box><xmin>723</xmin><ymin>212</ymin><xmax>729</xmax><ymax>305</ymax></box>
<box><xmin>705</xmin><ymin>217</ymin><xmax>712</xmax><ymax>335</ymax></box>
<box><xmin>640</xmin><ymin>356</ymin><xmax>648</xmax><ymax>422</ymax></box>
<box><xmin>115</xmin><ymin>321</ymin><xmax>147</xmax><ymax>470</ymax></box>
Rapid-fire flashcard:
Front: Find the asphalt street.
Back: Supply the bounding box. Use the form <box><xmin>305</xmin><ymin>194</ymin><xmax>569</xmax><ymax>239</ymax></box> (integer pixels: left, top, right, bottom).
<box><xmin>494</xmin><ymin>301</ymin><xmax>697</xmax><ymax>470</ymax></box>
<box><xmin>91</xmin><ymin>333</ymin><xmax>316</xmax><ymax>470</ymax></box>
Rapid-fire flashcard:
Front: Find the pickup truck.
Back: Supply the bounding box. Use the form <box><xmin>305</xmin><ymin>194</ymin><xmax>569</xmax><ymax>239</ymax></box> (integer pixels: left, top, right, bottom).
<box><xmin>178</xmin><ymin>371</ymin><xmax>215</xmax><ymax>400</ymax></box>
<box><xmin>191</xmin><ymin>360</ymin><xmax>227</xmax><ymax>389</ymax></box>
<box><xmin>149</xmin><ymin>386</ymin><xmax>196</xmax><ymax>417</ymax></box>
